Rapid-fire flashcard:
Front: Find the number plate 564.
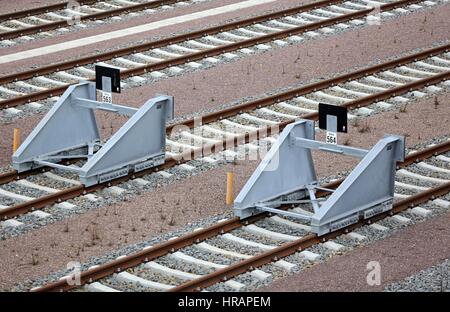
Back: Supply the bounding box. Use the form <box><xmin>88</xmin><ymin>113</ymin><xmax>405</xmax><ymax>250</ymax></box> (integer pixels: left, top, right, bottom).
<box><xmin>326</xmin><ymin>131</ymin><xmax>337</xmax><ymax>145</ymax></box>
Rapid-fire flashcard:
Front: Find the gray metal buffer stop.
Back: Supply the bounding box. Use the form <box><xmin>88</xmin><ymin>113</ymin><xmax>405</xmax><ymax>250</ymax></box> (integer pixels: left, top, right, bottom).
<box><xmin>12</xmin><ymin>65</ymin><xmax>173</xmax><ymax>186</ymax></box>
<box><xmin>233</xmin><ymin>118</ymin><xmax>405</xmax><ymax>236</ymax></box>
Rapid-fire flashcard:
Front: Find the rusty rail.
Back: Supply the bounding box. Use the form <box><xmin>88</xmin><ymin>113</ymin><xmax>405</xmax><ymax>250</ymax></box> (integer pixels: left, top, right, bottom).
<box><xmin>0</xmin><ymin>0</ymin><xmax>345</xmax><ymax>85</ymax></box>
<box><xmin>0</xmin><ymin>0</ymin><xmax>183</xmax><ymax>40</ymax></box>
<box><xmin>0</xmin><ymin>158</ymin><xmax>83</xmax><ymax>185</ymax></box>
<box><xmin>1</xmin><ymin>46</ymin><xmax>449</xmax><ymax>221</ymax></box>
<box><xmin>32</xmin><ymin>145</ymin><xmax>450</xmax><ymax>292</ymax></box>
<box><xmin>0</xmin><ymin>0</ymin><xmax>96</xmax><ymax>22</ymax></box>
<box><xmin>0</xmin><ymin>0</ymin><xmax>426</xmax><ymax>109</ymax></box>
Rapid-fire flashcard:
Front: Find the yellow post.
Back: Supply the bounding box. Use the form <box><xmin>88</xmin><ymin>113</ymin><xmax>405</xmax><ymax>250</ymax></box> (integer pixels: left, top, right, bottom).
<box><xmin>13</xmin><ymin>128</ymin><xmax>21</xmax><ymax>153</ymax></box>
<box><xmin>226</xmin><ymin>172</ymin><xmax>234</xmax><ymax>206</ymax></box>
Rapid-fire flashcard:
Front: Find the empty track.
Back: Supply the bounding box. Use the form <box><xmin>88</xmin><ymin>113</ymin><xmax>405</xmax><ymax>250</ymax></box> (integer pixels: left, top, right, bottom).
<box><xmin>0</xmin><ymin>0</ymin><xmax>439</xmax><ymax>113</ymax></box>
<box><xmin>0</xmin><ymin>0</ymin><xmax>205</xmax><ymax>41</ymax></box>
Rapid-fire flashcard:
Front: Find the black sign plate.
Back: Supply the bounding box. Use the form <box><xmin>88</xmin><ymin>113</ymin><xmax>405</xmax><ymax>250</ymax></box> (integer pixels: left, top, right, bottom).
<box><xmin>95</xmin><ymin>65</ymin><xmax>121</xmax><ymax>93</ymax></box>
<box><xmin>318</xmin><ymin>103</ymin><xmax>348</xmax><ymax>133</ymax></box>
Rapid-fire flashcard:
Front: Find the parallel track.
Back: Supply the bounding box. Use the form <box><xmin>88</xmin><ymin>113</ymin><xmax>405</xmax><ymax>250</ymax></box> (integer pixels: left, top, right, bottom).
<box><xmin>172</xmin><ymin>182</ymin><xmax>450</xmax><ymax>291</ymax></box>
<box><xmin>1</xmin><ymin>0</ymin><xmax>447</xmax><ymax>295</ymax></box>
<box><xmin>0</xmin><ymin>1</ymin><xmax>96</xmax><ymax>21</ymax></box>
<box><xmin>0</xmin><ymin>0</ymin><xmax>198</xmax><ymax>41</ymax></box>
<box><xmin>0</xmin><ymin>44</ymin><xmax>449</xmax><ymax>223</ymax></box>
<box><xmin>30</xmin><ymin>142</ymin><xmax>450</xmax><ymax>292</ymax></box>
<box><xmin>0</xmin><ymin>0</ymin><xmax>436</xmax><ymax>111</ymax></box>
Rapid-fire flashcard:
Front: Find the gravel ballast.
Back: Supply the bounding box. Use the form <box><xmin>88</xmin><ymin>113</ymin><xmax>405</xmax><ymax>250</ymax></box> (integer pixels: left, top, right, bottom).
<box><xmin>11</xmin><ymin>138</ymin><xmax>450</xmax><ymax>291</ymax></box>
<box><xmin>0</xmin><ymin>1</ymin><xmax>449</xmax><ymax>292</ymax></box>
<box><xmin>0</xmin><ymin>0</ymin><xmax>311</xmax><ymax>74</ymax></box>
<box><xmin>2</xmin><ymin>104</ymin><xmax>448</xmax><ymax>290</ymax></box>
<box><xmin>385</xmin><ymin>259</ymin><xmax>450</xmax><ymax>292</ymax></box>
<box><xmin>1</xmin><ymin>4</ymin><xmax>449</xmax><ymax>165</ymax></box>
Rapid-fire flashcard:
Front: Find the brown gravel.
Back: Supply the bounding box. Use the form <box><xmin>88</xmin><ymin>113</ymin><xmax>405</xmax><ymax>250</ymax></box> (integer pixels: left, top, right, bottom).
<box><xmin>0</xmin><ymin>5</ymin><xmax>448</xmax><ymax>166</ymax></box>
<box><xmin>259</xmin><ymin>212</ymin><xmax>450</xmax><ymax>292</ymax></box>
<box><xmin>0</xmin><ymin>93</ymin><xmax>448</xmax><ymax>291</ymax></box>
<box><xmin>0</xmin><ymin>0</ymin><xmax>310</xmax><ymax>75</ymax></box>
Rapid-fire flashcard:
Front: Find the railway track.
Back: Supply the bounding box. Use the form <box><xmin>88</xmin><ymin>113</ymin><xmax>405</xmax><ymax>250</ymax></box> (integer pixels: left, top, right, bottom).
<box><xmin>0</xmin><ymin>0</ymin><xmax>441</xmax><ymax>115</ymax></box>
<box><xmin>29</xmin><ymin>141</ymin><xmax>450</xmax><ymax>292</ymax></box>
<box><xmin>0</xmin><ymin>43</ymin><xmax>449</xmax><ymax>229</ymax></box>
<box><xmin>0</xmin><ymin>0</ymin><xmax>206</xmax><ymax>42</ymax></box>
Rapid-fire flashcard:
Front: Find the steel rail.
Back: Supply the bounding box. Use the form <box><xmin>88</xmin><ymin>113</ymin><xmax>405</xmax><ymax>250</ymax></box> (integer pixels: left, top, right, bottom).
<box><xmin>167</xmin><ymin>49</ymin><xmax>450</xmax><ymax>130</ymax></box>
<box><xmin>0</xmin><ymin>0</ymin><xmax>96</xmax><ymax>22</ymax></box>
<box><xmin>0</xmin><ymin>0</ymin><xmax>182</xmax><ymax>40</ymax></box>
<box><xmin>315</xmin><ymin>139</ymin><xmax>450</xmax><ymax>196</ymax></box>
<box><xmin>170</xmin><ymin>182</ymin><xmax>450</xmax><ymax>292</ymax></box>
<box><xmin>1</xmin><ymin>18</ymin><xmax>445</xmax><ymax>187</ymax></box>
<box><xmin>0</xmin><ymin>0</ymin><xmax>345</xmax><ymax>85</ymax></box>
<box><xmin>0</xmin><ymin>0</ymin><xmax>425</xmax><ymax>109</ymax></box>
<box><xmin>32</xmin><ymin>215</ymin><xmax>253</xmax><ymax>292</ymax></box>
<box><xmin>0</xmin><ymin>166</ymin><xmax>59</xmax><ymax>185</ymax></box>
<box><xmin>0</xmin><ymin>0</ymin><xmax>347</xmax><ymax>85</ymax></box>
<box><xmin>0</xmin><ymin>170</ymin><xmax>36</xmax><ymax>185</ymax></box>
<box><xmin>1</xmin><ymin>52</ymin><xmax>449</xmax><ymax>221</ymax></box>
<box><xmin>32</xmin><ymin>145</ymin><xmax>450</xmax><ymax>292</ymax></box>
